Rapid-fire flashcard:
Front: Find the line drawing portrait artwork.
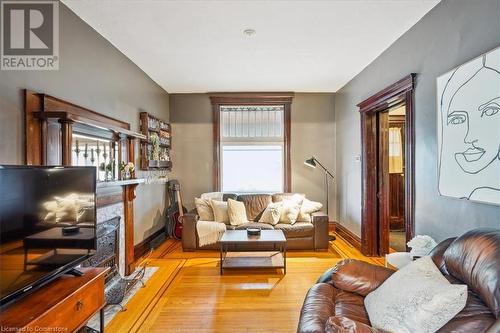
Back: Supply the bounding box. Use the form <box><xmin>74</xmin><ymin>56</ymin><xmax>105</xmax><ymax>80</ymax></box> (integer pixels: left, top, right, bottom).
<box><xmin>437</xmin><ymin>46</ymin><xmax>500</xmax><ymax>206</ymax></box>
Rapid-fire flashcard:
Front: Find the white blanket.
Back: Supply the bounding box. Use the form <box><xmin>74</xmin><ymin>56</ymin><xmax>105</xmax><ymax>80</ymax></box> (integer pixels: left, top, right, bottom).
<box><xmin>196</xmin><ymin>220</ymin><xmax>226</xmax><ymax>247</ymax></box>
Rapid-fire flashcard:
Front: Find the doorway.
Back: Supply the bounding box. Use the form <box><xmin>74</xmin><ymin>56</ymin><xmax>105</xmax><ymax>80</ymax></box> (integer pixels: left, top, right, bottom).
<box><xmin>379</xmin><ymin>104</ymin><xmax>407</xmax><ymax>252</ymax></box>
<box><xmin>357</xmin><ymin>74</ymin><xmax>415</xmax><ymax>256</ymax></box>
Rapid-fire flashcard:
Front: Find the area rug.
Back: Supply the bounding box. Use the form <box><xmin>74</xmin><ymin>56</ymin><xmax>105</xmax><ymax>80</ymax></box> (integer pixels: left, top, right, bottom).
<box><xmin>85</xmin><ymin>266</ymin><xmax>159</xmax><ymax>331</ymax></box>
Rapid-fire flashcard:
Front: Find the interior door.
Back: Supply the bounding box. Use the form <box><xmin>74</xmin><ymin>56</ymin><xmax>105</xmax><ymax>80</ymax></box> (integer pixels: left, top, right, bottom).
<box><xmin>377</xmin><ymin>111</ymin><xmax>390</xmax><ymax>255</ymax></box>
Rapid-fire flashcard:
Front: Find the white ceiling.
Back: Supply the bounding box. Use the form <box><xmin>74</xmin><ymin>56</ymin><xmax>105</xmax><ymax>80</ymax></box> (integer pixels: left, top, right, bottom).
<box><xmin>62</xmin><ymin>0</ymin><xmax>439</xmax><ymax>93</ymax></box>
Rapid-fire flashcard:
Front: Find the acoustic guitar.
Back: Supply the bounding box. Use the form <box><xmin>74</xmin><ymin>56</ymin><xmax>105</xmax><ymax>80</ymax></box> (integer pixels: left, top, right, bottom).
<box><xmin>166</xmin><ymin>180</ymin><xmax>187</xmax><ymax>240</ymax></box>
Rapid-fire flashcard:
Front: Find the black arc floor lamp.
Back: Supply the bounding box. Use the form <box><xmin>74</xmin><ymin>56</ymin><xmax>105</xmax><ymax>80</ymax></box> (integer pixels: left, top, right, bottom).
<box><xmin>304</xmin><ymin>156</ymin><xmax>336</xmax><ymax>241</ymax></box>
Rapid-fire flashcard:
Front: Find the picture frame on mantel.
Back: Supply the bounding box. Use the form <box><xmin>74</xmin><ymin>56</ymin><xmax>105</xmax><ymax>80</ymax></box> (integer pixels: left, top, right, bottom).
<box><xmin>437</xmin><ymin>46</ymin><xmax>500</xmax><ymax>206</ymax></box>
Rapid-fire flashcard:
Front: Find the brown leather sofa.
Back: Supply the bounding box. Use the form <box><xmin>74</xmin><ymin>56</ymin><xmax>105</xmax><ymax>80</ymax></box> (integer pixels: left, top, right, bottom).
<box><xmin>182</xmin><ymin>193</ymin><xmax>329</xmax><ymax>251</ymax></box>
<box><xmin>297</xmin><ymin>228</ymin><xmax>500</xmax><ymax>333</ymax></box>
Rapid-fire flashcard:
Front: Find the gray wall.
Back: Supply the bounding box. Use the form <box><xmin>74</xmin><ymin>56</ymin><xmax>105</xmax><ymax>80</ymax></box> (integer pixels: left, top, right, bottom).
<box><xmin>169</xmin><ymin>93</ymin><xmax>336</xmax><ymax>219</ymax></box>
<box><xmin>335</xmin><ymin>0</ymin><xmax>500</xmax><ymax>241</ymax></box>
<box><xmin>0</xmin><ymin>4</ymin><xmax>170</xmax><ymax>244</ymax></box>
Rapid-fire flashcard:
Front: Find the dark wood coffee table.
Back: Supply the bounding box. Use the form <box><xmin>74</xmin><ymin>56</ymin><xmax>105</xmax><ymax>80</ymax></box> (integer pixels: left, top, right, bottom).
<box><xmin>219</xmin><ymin>230</ymin><xmax>287</xmax><ymax>275</ymax></box>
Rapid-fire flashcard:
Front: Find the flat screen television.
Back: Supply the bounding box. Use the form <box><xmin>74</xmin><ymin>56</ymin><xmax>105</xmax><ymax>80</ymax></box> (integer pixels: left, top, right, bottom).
<box><xmin>0</xmin><ymin>165</ymin><xmax>97</xmax><ymax>307</ymax></box>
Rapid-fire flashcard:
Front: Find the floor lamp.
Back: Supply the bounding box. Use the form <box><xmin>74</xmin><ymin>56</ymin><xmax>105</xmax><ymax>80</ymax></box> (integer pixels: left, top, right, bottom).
<box><xmin>304</xmin><ymin>156</ymin><xmax>336</xmax><ymax>241</ymax></box>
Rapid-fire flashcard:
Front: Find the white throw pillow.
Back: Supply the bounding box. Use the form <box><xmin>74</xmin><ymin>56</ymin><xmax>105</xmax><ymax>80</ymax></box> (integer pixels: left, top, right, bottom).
<box><xmin>210</xmin><ymin>200</ymin><xmax>229</xmax><ymax>224</ymax></box>
<box><xmin>195</xmin><ymin>198</ymin><xmax>214</xmax><ymax>221</ymax></box>
<box><xmin>227</xmin><ymin>199</ymin><xmax>248</xmax><ymax>226</ymax></box>
<box><xmin>364</xmin><ymin>256</ymin><xmax>467</xmax><ymax>333</ymax></box>
<box><xmin>259</xmin><ymin>202</ymin><xmax>283</xmax><ymax>225</ymax></box>
<box><xmin>297</xmin><ymin>198</ymin><xmax>323</xmax><ymax>222</ymax></box>
<box><xmin>279</xmin><ymin>197</ymin><xmax>303</xmax><ymax>224</ymax></box>
<box><xmin>201</xmin><ymin>192</ymin><xmax>223</xmax><ymax>201</ymax></box>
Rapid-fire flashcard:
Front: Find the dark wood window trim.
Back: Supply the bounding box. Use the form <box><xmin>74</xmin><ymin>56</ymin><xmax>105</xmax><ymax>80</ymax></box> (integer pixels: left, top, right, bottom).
<box><xmin>210</xmin><ymin>94</ymin><xmax>293</xmax><ymax>192</ymax></box>
<box><xmin>357</xmin><ymin>74</ymin><xmax>416</xmax><ymax>256</ymax></box>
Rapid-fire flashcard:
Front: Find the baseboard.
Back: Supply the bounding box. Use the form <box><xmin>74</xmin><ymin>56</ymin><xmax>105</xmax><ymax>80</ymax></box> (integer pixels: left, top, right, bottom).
<box><xmin>334</xmin><ymin>222</ymin><xmax>361</xmax><ymax>250</ymax></box>
<box><xmin>134</xmin><ymin>228</ymin><xmax>165</xmax><ymax>260</ymax></box>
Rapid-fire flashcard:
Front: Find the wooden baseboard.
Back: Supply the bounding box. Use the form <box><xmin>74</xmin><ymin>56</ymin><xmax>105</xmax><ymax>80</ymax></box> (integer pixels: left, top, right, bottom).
<box><xmin>334</xmin><ymin>222</ymin><xmax>361</xmax><ymax>251</ymax></box>
<box><xmin>134</xmin><ymin>229</ymin><xmax>165</xmax><ymax>260</ymax></box>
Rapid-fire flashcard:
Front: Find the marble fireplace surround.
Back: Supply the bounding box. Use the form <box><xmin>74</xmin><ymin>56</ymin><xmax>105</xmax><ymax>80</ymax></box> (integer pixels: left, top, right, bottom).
<box><xmin>96</xmin><ymin>179</ymin><xmax>144</xmax><ymax>276</ymax></box>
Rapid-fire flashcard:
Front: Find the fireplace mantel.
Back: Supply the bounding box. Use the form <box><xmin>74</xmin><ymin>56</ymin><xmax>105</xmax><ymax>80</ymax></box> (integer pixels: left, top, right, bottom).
<box><xmin>97</xmin><ymin>178</ymin><xmax>145</xmax><ymax>188</ymax></box>
<box><xmin>96</xmin><ymin>181</ymin><xmax>143</xmax><ymax>275</ymax></box>
<box><xmin>24</xmin><ymin>89</ymin><xmax>148</xmax><ymax>276</ymax></box>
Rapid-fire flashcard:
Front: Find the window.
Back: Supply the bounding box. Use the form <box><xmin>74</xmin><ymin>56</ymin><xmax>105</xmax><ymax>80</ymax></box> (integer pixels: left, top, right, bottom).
<box><xmin>220</xmin><ymin>105</ymin><xmax>284</xmax><ymax>193</ymax></box>
<box><xmin>222</xmin><ymin>145</ymin><xmax>283</xmax><ymax>192</ymax></box>
<box><xmin>211</xmin><ymin>96</ymin><xmax>292</xmax><ymax>193</ymax></box>
<box><xmin>210</xmin><ymin>94</ymin><xmax>293</xmax><ymax>193</ymax></box>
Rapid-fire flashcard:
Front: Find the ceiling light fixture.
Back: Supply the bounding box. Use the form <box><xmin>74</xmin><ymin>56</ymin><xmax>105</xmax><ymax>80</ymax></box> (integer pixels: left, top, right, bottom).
<box><xmin>243</xmin><ymin>28</ymin><xmax>256</xmax><ymax>37</ymax></box>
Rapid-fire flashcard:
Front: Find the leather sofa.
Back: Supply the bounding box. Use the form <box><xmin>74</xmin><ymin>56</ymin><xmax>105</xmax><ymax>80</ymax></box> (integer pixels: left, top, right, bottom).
<box><xmin>297</xmin><ymin>228</ymin><xmax>500</xmax><ymax>333</ymax></box>
<box><xmin>181</xmin><ymin>193</ymin><xmax>329</xmax><ymax>251</ymax></box>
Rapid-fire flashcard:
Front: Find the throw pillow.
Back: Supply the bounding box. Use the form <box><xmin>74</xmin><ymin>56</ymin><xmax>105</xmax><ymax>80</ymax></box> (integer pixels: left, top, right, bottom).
<box><xmin>227</xmin><ymin>199</ymin><xmax>248</xmax><ymax>226</ymax></box>
<box><xmin>210</xmin><ymin>200</ymin><xmax>229</xmax><ymax>224</ymax></box>
<box><xmin>259</xmin><ymin>202</ymin><xmax>283</xmax><ymax>225</ymax></box>
<box><xmin>195</xmin><ymin>198</ymin><xmax>214</xmax><ymax>221</ymax></box>
<box><xmin>201</xmin><ymin>192</ymin><xmax>223</xmax><ymax>201</ymax></box>
<box><xmin>297</xmin><ymin>198</ymin><xmax>323</xmax><ymax>222</ymax></box>
<box><xmin>364</xmin><ymin>256</ymin><xmax>467</xmax><ymax>333</ymax></box>
<box><xmin>279</xmin><ymin>197</ymin><xmax>303</xmax><ymax>224</ymax></box>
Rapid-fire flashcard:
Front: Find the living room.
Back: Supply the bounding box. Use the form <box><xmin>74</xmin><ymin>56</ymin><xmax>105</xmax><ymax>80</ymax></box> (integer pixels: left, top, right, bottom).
<box><xmin>0</xmin><ymin>0</ymin><xmax>498</xmax><ymax>332</ymax></box>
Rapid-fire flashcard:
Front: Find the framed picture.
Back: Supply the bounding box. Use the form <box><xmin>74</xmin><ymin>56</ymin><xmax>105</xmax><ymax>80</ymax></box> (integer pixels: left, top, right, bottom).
<box><xmin>437</xmin><ymin>46</ymin><xmax>500</xmax><ymax>206</ymax></box>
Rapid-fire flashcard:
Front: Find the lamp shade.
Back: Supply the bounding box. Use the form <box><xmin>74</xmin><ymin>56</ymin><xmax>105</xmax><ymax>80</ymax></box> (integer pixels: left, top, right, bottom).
<box><xmin>304</xmin><ymin>157</ymin><xmax>316</xmax><ymax>168</ymax></box>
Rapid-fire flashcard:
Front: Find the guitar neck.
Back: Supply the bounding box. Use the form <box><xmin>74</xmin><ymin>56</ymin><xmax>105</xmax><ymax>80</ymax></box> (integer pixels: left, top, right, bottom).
<box><xmin>176</xmin><ymin>189</ymin><xmax>184</xmax><ymax>217</ymax></box>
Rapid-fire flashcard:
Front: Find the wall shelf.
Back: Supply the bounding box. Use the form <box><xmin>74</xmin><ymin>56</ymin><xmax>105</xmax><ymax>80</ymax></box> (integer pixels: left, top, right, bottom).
<box><xmin>139</xmin><ymin>112</ymin><xmax>171</xmax><ymax>171</ymax></box>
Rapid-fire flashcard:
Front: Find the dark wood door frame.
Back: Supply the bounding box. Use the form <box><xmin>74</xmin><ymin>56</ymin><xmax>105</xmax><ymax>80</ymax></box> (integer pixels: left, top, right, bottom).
<box><xmin>210</xmin><ymin>94</ymin><xmax>293</xmax><ymax>192</ymax></box>
<box><xmin>357</xmin><ymin>74</ymin><xmax>416</xmax><ymax>256</ymax></box>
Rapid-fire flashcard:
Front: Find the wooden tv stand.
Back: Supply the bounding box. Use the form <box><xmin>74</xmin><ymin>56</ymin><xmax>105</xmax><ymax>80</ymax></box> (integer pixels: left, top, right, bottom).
<box><xmin>0</xmin><ymin>267</ymin><xmax>109</xmax><ymax>333</ymax></box>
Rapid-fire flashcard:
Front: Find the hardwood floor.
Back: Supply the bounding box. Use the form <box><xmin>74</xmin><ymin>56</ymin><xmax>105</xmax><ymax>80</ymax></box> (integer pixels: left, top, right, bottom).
<box><xmin>106</xmin><ymin>233</ymin><xmax>384</xmax><ymax>333</ymax></box>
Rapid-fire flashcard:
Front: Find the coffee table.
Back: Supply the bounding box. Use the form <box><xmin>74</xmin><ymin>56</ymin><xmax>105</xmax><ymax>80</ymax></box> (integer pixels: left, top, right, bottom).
<box><xmin>219</xmin><ymin>230</ymin><xmax>287</xmax><ymax>275</ymax></box>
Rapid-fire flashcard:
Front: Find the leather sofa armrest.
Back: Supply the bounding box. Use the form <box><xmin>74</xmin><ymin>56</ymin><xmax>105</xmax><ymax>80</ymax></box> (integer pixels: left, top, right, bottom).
<box><xmin>181</xmin><ymin>213</ymin><xmax>198</xmax><ymax>251</ymax></box>
<box><xmin>331</xmin><ymin>259</ymin><xmax>394</xmax><ymax>296</ymax></box>
<box><xmin>297</xmin><ymin>283</ymin><xmax>336</xmax><ymax>333</ymax></box>
<box><xmin>312</xmin><ymin>211</ymin><xmax>329</xmax><ymax>251</ymax></box>
<box><xmin>429</xmin><ymin>237</ymin><xmax>455</xmax><ymax>275</ymax></box>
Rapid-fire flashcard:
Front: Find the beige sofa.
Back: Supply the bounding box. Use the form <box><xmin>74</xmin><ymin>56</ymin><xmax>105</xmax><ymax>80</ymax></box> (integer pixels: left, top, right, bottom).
<box><xmin>181</xmin><ymin>193</ymin><xmax>329</xmax><ymax>251</ymax></box>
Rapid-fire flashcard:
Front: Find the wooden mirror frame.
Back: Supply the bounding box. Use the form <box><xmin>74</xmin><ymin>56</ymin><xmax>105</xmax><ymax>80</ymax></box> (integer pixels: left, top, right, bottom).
<box><xmin>357</xmin><ymin>74</ymin><xmax>416</xmax><ymax>256</ymax></box>
<box><xmin>25</xmin><ymin>90</ymin><xmax>144</xmax><ymax>166</ymax></box>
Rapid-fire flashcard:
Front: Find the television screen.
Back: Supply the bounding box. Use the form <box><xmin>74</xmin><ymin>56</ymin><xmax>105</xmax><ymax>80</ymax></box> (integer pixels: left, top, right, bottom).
<box><xmin>0</xmin><ymin>166</ymin><xmax>96</xmax><ymax>306</ymax></box>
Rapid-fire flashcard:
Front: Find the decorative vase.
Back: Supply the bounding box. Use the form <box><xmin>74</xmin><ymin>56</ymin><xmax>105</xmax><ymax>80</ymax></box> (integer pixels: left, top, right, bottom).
<box><xmin>121</xmin><ymin>170</ymin><xmax>131</xmax><ymax>180</ymax></box>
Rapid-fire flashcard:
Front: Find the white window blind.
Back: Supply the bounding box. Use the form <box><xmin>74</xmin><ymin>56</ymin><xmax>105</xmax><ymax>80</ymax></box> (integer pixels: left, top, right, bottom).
<box><xmin>219</xmin><ymin>105</ymin><xmax>285</xmax><ymax>193</ymax></box>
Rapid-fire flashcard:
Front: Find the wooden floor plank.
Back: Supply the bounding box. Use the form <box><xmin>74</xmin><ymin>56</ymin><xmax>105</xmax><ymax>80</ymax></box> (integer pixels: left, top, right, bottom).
<box><xmin>119</xmin><ymin>233</ymin><xmax>384</xmax><ymax>333</ymax></box>
<box><xmin>104</xmin><ymin>258</ymin><xmax>184</xmax><ymax>333</ymax></box>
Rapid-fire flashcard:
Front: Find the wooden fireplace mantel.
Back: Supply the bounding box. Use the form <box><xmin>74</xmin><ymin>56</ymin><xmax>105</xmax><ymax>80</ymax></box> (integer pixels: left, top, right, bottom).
<box><xmin>96</xmin><ymin>181</ymin><xmax>144</xmax><ymax>275</ymax></box>
<box><xmin>24</xmin><ymin>89</ymin><xmax>146</xmax><ymax>276</ymax></box>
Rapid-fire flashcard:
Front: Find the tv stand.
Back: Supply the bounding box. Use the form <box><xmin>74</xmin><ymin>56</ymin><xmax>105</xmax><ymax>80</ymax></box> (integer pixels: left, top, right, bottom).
<box><xmin>0</xmin><ymin>267</ymin><xmax>109</xmax><ymax>333</ymax></box>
